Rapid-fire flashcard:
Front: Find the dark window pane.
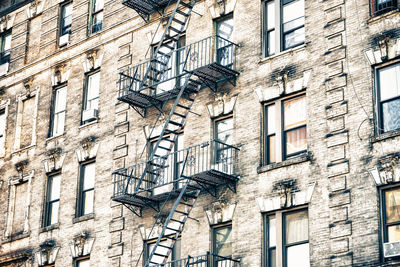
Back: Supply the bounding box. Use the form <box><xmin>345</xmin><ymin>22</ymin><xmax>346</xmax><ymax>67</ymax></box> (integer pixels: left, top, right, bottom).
<box><xmin>382</xmin><ymin>98</ymin><xmax>400</xmax><ymax>132</ymax></box>
<box><xmin>284</xmin><ymin>27</ymin><xmax>305</xmax><ymax>49</ymax></box>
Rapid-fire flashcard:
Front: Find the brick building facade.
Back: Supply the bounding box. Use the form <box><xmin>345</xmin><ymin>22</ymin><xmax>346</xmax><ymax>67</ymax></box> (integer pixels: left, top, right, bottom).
<box><xmin>0</xmin><ymin>0</ymin><xmax>400</xmax><ymax>266</ymax></box>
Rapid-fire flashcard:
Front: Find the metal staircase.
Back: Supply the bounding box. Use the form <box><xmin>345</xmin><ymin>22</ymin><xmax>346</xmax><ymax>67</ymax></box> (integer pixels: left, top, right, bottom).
<box><xmin>114</xmin><ymin>0</ymin><xmax>240</xmax><ymax>266</ymax></box>
<box><xmin>146</xmin><ymin>181</ymin><xmax>200</xmax><ymax>266</ymax></box>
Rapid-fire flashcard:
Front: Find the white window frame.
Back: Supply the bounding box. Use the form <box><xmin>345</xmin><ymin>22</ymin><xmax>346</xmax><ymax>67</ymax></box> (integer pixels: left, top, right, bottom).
<box><xmin>49</xmin><ymin>86</ymin><xmax>67</xmax><ymax>138</ymax></box>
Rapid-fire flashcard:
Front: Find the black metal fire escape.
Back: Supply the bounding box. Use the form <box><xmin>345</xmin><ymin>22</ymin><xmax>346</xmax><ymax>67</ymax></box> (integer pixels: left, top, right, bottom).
<box><xmin>113</xmin><ymin>0</ymin><xmax>240</xmax><ymax>266</ymax></box>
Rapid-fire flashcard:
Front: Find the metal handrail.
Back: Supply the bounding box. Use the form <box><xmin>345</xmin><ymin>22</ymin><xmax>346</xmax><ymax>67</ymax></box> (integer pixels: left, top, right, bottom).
<box><xmin>147</xmin><ymin>252</ymin><xmax>240</xmax><ymax>267</ymax></box>
<box><xmin>118</xmin><ymin>35</ymin><xmax>239</xmax><ymax>98</ymax></box>
<box><xmin>112</xmin><ymin>140</ymin><xmax>239</xmax><ymax>198</ymax></box>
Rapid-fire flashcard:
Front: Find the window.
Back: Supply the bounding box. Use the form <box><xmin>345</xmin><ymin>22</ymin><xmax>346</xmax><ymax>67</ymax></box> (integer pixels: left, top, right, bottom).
<box><xmin>145</xmin><ymin>238</ymin><xmax>181</xmax><ymax>265</ymax></box>
<box><xmin>264</xmin><ymin>209</ymin><xmax>309</xmax><ymax>267</ymax></box>
<box><xmin>212</xmin><ymin>224</ymin><xmax>232</xmax><ymax>266</ymax></box>
<box><xmin>89</xmin><ymin>0</ymin><xmax>103</xmax><ymax>35</ymax></box>
<box><xmin>74</xmin><ymin>257</ymin><xmax>90</xmax><ymax>267</ymax></box>
<box><xmin>381</xmin><ymin>187</ymin><xmax>400</xmax><ymax>244</ymax></box>
<box><xmin>375</xmin><ymin>62</ymin><xmax>400</xmax><ymax>134</ymax></box>
<box><xmin>213</xmin><ymin>117</ymin><xmax>233</xmax><ymax>171</ymax></box>
<box><xmin>0</xmin><ymin>30</ymin><xmax>11</xmax><ymax>65</ymax></box>
<box><xmin>82</xmin><ymin>71</ymin><xmax>100</xmax><ymax>124</ymax></box>
<box><xmin>0</xmin><ymin>108</ymin><xmax>5</xmax><ymax>155</ymax></box>
<box><xmin>49</xmin><ymin>86</ymin><xmax>67</xmax><ymax>137</ymax></box>
<box><xmin>77</xmin><ymin>162</ymin><xmax>95</xmax><ymax>217</ymax></box>
<box><xmin>43</xmin><ymin>174</ymin><xmax>61</xmax><ymax>227</ymax></box>
<box><xmin>263</xmin><ymin>94</ymin><xmax>306</xmax><ymax>165</ymax></box>
<box><xmin>59</xmin><ymin>2</ymin><xmax>72</xmax><ymax>46</ymax></box>
<box><xmin>263</xmin><ymin>0</ymin><xmax>305</xmax><ymax>57</ymax></box>
<box><xmin>371</xmin><ymin>0</ymin><xmax>398</xmax><ymax>16</ymax></box>
<box><xmin>215</xmin><ymin>14</ymin><xmax>234</xmax><ymax>67</ymax></box>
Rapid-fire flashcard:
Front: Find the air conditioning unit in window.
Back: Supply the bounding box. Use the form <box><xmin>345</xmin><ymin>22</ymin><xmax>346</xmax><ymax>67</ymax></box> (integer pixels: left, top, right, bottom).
<box><xmin>384</xmin><ymin>241</ymin><xmax>400</xmax><ymax>258</ymax></box>
<box><xmin>59</xmin><ymin>34</ymin><xmax>70</xmax><ymax>46</ymax></box>
<box><xmin>82</xmin><ymin>109</ymin><xmax>98</xmax><ymax>123</ymax></box>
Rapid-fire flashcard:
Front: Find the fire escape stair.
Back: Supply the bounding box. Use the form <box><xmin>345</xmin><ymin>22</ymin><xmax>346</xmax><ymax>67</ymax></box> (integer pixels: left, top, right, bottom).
<box><xmin>146</xmin><ymin>181</ymin><xmax>201</xmax><ymax>266</ymax></box>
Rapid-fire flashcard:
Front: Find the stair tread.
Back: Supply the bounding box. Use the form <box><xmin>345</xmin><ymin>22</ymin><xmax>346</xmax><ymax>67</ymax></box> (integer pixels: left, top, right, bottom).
<box><xmin>176</xmin><ymin>9</ymin><xmax>190</xmax><ymax>16</ymax></box>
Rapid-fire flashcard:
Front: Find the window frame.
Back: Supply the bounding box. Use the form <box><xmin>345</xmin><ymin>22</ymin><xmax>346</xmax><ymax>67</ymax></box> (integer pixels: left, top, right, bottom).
<box><xmin>48</xmin><ymin>84</ymin><xmax>67</xmax><ymax>138</ymax></box>
<box><xmin>370</xmin><ymin>0</ymin><xmax>398</xmax><ymax>17</ymax></box>
<box><xmin>0</xmin><ymin>30</ymin><xmax>11</xmax><ymax>64</ymax></box>
<box><xmin>262</xmin><ymin>92</ymin><xmax>307</xmax><ymax>165</ymax></box>
<box><xmin>74</xmin><ymin>256</ymin><xmax>90</xmax><ymax>267</ymax></box>
<box><xmin>76</xmin><ymin>161</ymin><xmax>96</xmax><ymax>218</ymax></box>
<box><xmin>89</xmin><ymin>0</ymin><xmax>103</xmax><ymax>35</ymax></box>
<box><xmin>380</xmin><ymin>185</ymin><xmax>400</xmax><ymax>244</ymax></box>
<box><xmin>263</xmin><ymin>207</ymin><xmax>309</xmax><ymax>267</ymax></box>
<box><xmin>214</xmin><ymin>13</ymin><xmax>234</xmax><ymax>68</ymax></box>
<box><xmin>43</xmin><ymin>172</ymin><xmax>61</xmax><ymax>227</ymax></box>
<box><xmin>82</xmin><ymin>70</ymin><xmax>100</xmax><ymax>124</ymax></box>
<box><xmin>59</xmin><ymin>1</ymin><xmax>72</xmax><ymax>46</ymax></box>
<box><xmin>262</xmin><ymin>0</ymin><xmax>305</xmax><ymax>58</ymax></box>
<box><xmin>211</xmin><ymin>222</ymin><xmax>233</xmax><ymax>266</ymax></box>
<box><xmin>374</xmin><ymin>61</ymin><xmax>400</xmax><ymax>135</ymax></box>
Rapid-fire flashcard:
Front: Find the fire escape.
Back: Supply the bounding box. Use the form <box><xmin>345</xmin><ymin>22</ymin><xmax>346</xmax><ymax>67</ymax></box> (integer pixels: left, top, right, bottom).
<box><xmin>113</xmin><ymin>0</ymin><xmax>240</xmax><ymax>266</ymax></box>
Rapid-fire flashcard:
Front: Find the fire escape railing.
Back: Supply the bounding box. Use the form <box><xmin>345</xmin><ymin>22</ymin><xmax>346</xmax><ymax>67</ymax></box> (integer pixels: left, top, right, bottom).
<box><xmin>112</xmin><ymin>140</ymin><xmax>239</xmax><ymax>198</ymax></box>
<box><xmin>118</xmin><ymin>35</ymin><xmax>238</xmax><ymax>100</ymax></box>
<box><xmin>149</xmin><ymin>252</ymin><xmax>240</xmax><ymax>267</ymax></box>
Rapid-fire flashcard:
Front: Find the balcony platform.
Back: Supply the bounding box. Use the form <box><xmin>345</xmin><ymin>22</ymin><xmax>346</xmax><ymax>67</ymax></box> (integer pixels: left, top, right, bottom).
<box><xmin>117</xmin><ymin>35</ymin><xmax>239</xmax><ymax>111</ymax></box>
<box><xmin>122</xmin><ymin>0</ymin><xmax>172</xmax><ymax>17</ymax></box>
<box><xmin>112</xmin><ymin>140</ymin><xmax>239</xmax><ymax>211</ymax></box>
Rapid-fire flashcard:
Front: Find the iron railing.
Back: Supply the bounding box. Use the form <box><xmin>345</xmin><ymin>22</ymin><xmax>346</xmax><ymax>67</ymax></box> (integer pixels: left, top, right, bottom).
<box><xmin>118</xmin><ymin>35</ymin><xmax>239</xmax><ymax>98</ymax></box>
<box><xmin>113</xmin><ymin>140</ymin><xmax>239</xmax><ymax>198</ymax></box>
<box><xmin>373</xmin><ymin>0</ymin><xmax>398</xmax><ymax>16</ymax></box>
<box><xmin>149</xmin><ymin>252</ymin><xmax>240</xmax><ymax>267</ymax></box>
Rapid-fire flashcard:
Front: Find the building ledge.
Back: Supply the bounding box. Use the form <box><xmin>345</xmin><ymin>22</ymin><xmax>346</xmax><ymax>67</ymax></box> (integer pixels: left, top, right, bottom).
<box><xmin>39</xmin><ymin>223</ymin><xmax>59</xmax><ymax>233</ymax></box>
<box><xmin>73</xmin><ymin>213</ymin><xmax>95</xmax><ymax>224</ymax></box>
<box><xmin>258</xmin><ymin>43</ymin><xmax>308</xmax><ymax>65</ymax></box>
<box><xmin>2</xmin><ymin>231</ymin><xmax>30</xmax><ymax>244</ymax></box>
<box><xmin>367</xmin><ymin>9</ymin><xmax>400</xmax><ymax>25</ymax></box>
<box><xmin>257</xmin><ymin>153</ymin><xmax>310</xmax><ymax>173</ymax></box>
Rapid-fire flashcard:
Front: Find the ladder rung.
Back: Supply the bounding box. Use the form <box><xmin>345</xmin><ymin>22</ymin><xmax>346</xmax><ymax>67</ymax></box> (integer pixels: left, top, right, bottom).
<box><xmin>172</xmin><ymin>17</ymin><xmax>185</xmax><ymax>25</ymax></box>
<box><xmin>180</xmin><ymin>202</ymin><xmax>194</xmax><ymax>207</ymax></box>
<box><xmin>153</xmin><ymin>58</ymin><xmax>168</xmax><ymax>66</ymax></box>
<box><xmin>165</xmin><ymin>35</ymin><xmax>179</xmax><ymax>42</ymax></box>
<box><xmin>165</xmin><ymin>129</ymin><xmax>179</xmax><ymax>134</ymax></box>
<box><xmin>179</xmin><ymin>1</ymin><xmax>193</xmax><ymax>8</ymax></box>
<box><xmin>165</xmin><ymin>235</ymin><xmax>179</xmax><ymax>240</ymax></box>
<box><xmin>161</xmin><ymin>43</ymin><xmax>175</xmax><ymax>50</ymax></box>
<box><xmin>166</xmin><ymin>226</ymin><xmax>181</xmax><ymax>232</ymax></box>
<box><xmin>189</xmin><ymin>79</ymin><xmax>201</xmax><ymax>84</ymax></box>
<box><xmin>148</xmin><ymin>162</ymin><xmax>167</xmax><ymax>168</ymax></box>
<box><xmin>173</xmin><ymin>112</ymin><xmax>186</xmax><ymax>118</ymax></box>
<box><xmin>146</xmin><ymin>170</ymin><xmax>160</xmax><ymax>175</ymax></box>
<box><xmin>154</xmin><ymin>252</ymin><xmax>169</xmax><ymax>257</ymax></box>
<box><xmin>175</xmin><ymin>210</ymin><xmax>189</xmax><ymax>215</ymax></box>
<box><xmin>158</xmin><ymin>243</ymin><xmax>173</xmax><ymax>249</ymax></box>
<box><xmin>161</xmin><ymin>137</ymin><xmax>176</xmax><ymax>142</ymax></box>
<box><xmin>169</xmin><ymin>26</ymin><xmax>181</xmax><ymax>33</ymax></box>
<box><xmin>169</xmin><ymin>120</ymin><xmax>184</xmax><ymax>127</ymax></box>
<box><xmin>176</xmin><ymin>9</ymin><xmax>190</xmax><ymax>16</ymax></box>
<box><xmin>170</xmin><ymin>218</ymin><xmax>185</xmax><ymax>224</ymax></box>
<box><xmin>177</xmin><ymin>104</ymin><xmax>190</xmax><ymax>110</ymax></box>
<box><xmin>158</xmin><ymin>145</ymin><xmax>172</xmax><ymax>151</ymax></box>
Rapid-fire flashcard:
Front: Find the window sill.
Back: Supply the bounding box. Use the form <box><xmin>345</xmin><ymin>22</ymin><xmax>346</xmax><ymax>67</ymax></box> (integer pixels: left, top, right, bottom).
<box><xmin>12</xmin><ymin>144</ymin><xmax>36</xmax><ymax>155</ymax></box>
<box><xmin>46</xmin><ymin>133</ymin><xmax>65</xmax><ymax>143</ymax></box>
<box><xmin>79</xmin><ymin>119</ymin><xmax>99</xmax><ymax>129</ymax></box>
<box><xmin>39</xmin><ymin>223</ymin><xmax>60</xmax><ymax>233</ymax></box>
<box><xmin>3</xmin><ymin>231</ymin><xmax>30</xmax><ymax>243</ymax></box>
<box><xmin>258</xmin><ymin>43</ymin><xmax>308</xmax><ymax>65</ymax></box>
<box><xmin>73</xmin><ymin>213</ymin><xmax>94</xmax><ymax>224</ymax></box>
<box><xmin>372</xmin><ymin>129</ymin><xmax>400</xmax><ymax>143</ymax></box>
<box><xmin>257</xmin><ymin>152</ymin><xmax>310</xmax><ymax>173</ymax></box>
<box><xmin>367</xmin><ymin>9</ymin><xmax>400</xmax><ymax>25</ymax></box>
